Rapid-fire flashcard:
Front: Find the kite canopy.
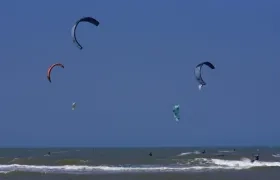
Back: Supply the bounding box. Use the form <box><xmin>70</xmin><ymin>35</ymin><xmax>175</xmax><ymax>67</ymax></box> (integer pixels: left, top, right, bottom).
<box><xmin>194</xmin><ymin>61</ymin><xmax>215</xmax><ymax>90</ymax></box>
<box><xmin>47</xmin><ymin>63</ymin><xmax>64</xmax><ymax>83</ymax></box>
<box><xmin>71</xmin><ymin>17</ymin><xmax>100</xmax><ymax>50</ymax></box>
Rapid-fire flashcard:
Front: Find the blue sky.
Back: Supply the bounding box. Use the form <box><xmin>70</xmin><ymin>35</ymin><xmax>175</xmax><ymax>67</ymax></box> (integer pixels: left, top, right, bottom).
<box><xmin>0</xmin><ymin>0</ymin><xmax>279</xmax><ymax>147</ymax></box>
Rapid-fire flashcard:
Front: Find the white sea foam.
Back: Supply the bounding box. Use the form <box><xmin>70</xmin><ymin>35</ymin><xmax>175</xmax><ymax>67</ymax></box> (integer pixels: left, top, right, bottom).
<box><xmin>0</xmin><ymin>158</ymin><xmax>279</xmax><ymax>174</ymax></box>
<box><xmin>177</xmin><ymin>151</ymin><xmax>201</xmax><ymax>156</ymax></box>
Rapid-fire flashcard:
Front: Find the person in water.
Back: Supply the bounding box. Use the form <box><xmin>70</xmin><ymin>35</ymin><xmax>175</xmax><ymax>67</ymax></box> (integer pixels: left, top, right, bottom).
<box><xmin>201</xmin><ymin>150</ymin><xmax>206</xmax><ymax>154</ymax></box>
<box><xmin>149</xmin><ymin>152</ymin><xmax>152</xmax><ymax>156</ymax></box>
<box><xmin>251</xmin><ymin>154</ymin><xmax>259</xmax><ymax>162</ymax></box>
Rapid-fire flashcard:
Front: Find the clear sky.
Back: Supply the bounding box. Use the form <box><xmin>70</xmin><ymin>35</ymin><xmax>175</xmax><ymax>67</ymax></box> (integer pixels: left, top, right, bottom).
<box><xmin>0</xmin><ymin>0</ymin><xmax>279</xmax><ymax>147</ymax></box>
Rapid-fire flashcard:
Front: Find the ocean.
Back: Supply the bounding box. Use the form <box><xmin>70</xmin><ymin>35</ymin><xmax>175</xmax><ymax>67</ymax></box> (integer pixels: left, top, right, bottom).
<box><xmin>0</xmin><ymin>147</ymin><xmax>279</xmax><ymax>180</ymax></box>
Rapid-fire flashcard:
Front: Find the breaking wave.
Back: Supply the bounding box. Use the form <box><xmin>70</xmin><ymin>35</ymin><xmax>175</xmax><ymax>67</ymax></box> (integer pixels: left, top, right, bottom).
<box><xmin>177</xmin><ymin>151</ymin><xmax>201</xmax><ymax>156</ymax></box>
<box><xmin>0</xmin><ymin>158</ymin><xmax>280</xmax><ymax>175</ymax></box>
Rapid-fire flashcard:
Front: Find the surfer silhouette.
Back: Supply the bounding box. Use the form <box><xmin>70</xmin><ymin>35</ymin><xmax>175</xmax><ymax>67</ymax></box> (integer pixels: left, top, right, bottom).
<box><xmin>251</xmin><ymin>154</ymin><xmax>259</xmax><ymax>162</ymax></box>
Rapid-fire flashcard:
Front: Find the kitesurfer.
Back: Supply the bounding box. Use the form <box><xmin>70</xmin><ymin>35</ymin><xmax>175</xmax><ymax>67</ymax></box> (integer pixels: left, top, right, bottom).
<box><xmin>255</xmin><ymin>154</ymin><xmax>259</xmax><ymax>160</ymax></box>
<box><xmin>251</xmin><ymin>154</ymin><xmax>259</xmax><ymax>162</ymax></box>
<box><xmin>172</xmin><ymin>105</ymin><xmax>180</xmax><ymax>121</ymax></box>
